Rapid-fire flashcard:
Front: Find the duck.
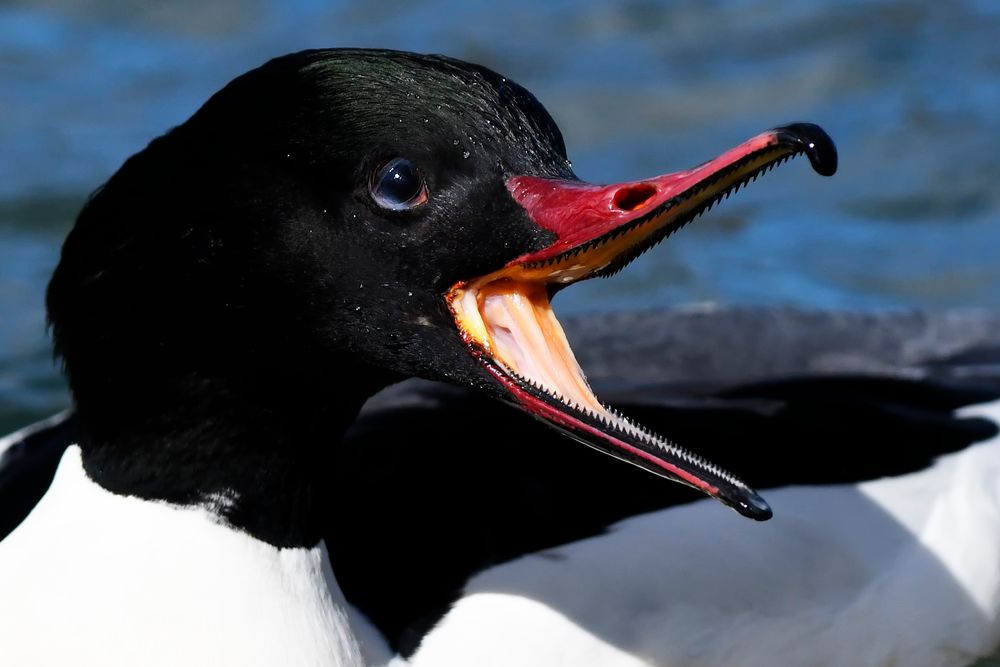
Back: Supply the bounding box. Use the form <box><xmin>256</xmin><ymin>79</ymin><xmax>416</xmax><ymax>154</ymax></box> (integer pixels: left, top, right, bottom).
<box><xmin>1</xmin><ymin>48</ymin><xmax>999</xmax><ymax>667</ymax></box>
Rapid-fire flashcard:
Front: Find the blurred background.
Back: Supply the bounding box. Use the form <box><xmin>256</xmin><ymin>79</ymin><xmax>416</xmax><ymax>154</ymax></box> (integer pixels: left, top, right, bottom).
<box><xmin>1</xmin><ymin>0</ymin><xmax>998</xmax><ymax>432</ymax></box>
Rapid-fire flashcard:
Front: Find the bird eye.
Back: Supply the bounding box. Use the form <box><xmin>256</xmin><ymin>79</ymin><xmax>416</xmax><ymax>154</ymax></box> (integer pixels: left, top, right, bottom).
<box><xmin>369</xmin><ymin>157</ymin><xmax>428</xmax><ymax>211</ymax></box>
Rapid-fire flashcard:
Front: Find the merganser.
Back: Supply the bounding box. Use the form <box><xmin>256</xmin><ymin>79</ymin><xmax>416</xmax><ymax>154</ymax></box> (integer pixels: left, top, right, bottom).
<box><xmin>2</xmin><ymin>48</ymin><xmax>998</xmax><ymax>666</ymax></box>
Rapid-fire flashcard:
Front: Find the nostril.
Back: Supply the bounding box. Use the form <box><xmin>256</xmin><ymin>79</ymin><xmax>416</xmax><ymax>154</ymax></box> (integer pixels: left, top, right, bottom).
<box><xmin>612</xmin><ymin>183</ymin><xmax>658</xmax><ymax>211</ymax></box>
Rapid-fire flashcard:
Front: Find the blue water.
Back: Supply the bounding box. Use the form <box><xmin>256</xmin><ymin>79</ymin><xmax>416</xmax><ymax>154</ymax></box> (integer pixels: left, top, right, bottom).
<box><xmin>2</xmin><ymin>0</ymin><xmax>999</xmax><ymax>430</ymax></box>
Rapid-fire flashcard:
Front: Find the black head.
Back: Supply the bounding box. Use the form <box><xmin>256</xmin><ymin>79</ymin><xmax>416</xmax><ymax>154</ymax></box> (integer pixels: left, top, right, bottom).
<box><xmin>46</xmin><ymin>49</ymin><xmax>574</xmax><ymax>544</ymax></box>
<box><xmin>46</xmin><ymin>48</ymin><xmax>836</xmax><ymax>545</ymax></box>
<box><xmin>50</xmin><ymin>49</ymin><xmax>572</xmax><ymax>414</ymax></box>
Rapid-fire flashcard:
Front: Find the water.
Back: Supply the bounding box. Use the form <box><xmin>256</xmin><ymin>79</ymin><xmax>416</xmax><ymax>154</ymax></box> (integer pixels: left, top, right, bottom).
<box><xmin>2</xmin><ymin>0</ymin><xmax>999</xmax><ymax>431</ymax></box>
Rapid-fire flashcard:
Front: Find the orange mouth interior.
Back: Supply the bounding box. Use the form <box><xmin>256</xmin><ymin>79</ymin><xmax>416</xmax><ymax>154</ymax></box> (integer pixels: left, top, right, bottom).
<box><xmin>446</xmin><ymin>222</ymin><xmax>664</xmax><ymax>428</ymax></box>
<box><xmin>455</xmin><ymin>278</ymin><xmax>601</xmax><ymax>412</ymax></box>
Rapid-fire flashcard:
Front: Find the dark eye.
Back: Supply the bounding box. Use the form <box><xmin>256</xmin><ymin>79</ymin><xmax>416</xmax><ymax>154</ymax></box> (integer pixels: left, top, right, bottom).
<box><xmin>369</xmin><ymin>157</ymin><xmax>428</xmax><ymax>211</ymax></box>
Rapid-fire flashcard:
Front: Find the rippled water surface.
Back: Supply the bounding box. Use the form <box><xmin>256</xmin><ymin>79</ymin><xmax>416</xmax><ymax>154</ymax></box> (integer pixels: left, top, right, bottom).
<box><xmin>2</xmin><ymin>0</ymin><xmax>998</xmax><ymax>429</ymax></box>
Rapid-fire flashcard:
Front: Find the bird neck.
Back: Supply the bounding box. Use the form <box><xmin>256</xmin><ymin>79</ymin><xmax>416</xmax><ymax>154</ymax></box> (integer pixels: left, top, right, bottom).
<box><xmin>75</xmin><ymin>360</ymin><xmax>397</xmax><ymax>548</ymax></box>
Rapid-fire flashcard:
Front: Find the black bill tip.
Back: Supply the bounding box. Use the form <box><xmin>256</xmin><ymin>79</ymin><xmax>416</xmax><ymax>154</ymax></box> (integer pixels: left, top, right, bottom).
<box><xmin>727</xmin><ymin>487</ymin><xmax>773</xmax><ymax>521</ymax></box>
<box><xmin>775</xmin><ymin>123</ymin><xmax>837</xmax><ymax>177</ymax></box>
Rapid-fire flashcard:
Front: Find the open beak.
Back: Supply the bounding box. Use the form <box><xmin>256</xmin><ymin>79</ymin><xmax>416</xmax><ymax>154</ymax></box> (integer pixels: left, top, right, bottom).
<box><xmin>447</xmin><ymin>123</ymin><xmax>837</xmax><ymax>520</ymax></box>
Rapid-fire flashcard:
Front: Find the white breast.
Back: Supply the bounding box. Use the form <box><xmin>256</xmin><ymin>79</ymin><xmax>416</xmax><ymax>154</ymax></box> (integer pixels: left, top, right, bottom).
<box><xmin>0</xmin><ymin>446</ymin><xmax>387</xmax><ymax>667</ymax></box>
<box><xmin>407</xmin><ymin>400</ymin><xmax>1000</xmax><ymax>667</ymax></box>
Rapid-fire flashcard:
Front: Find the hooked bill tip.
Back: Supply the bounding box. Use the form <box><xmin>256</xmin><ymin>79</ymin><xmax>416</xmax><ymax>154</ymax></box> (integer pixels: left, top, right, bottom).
<box><xmin>774</xmin><ymin>122</ymin><xmax>838</xmax><ymax>177</ymax></box>
<box><xmin>732</xmin><ymin>488</ymin><xmax>773</xmax><ymax>521</ymax></box>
